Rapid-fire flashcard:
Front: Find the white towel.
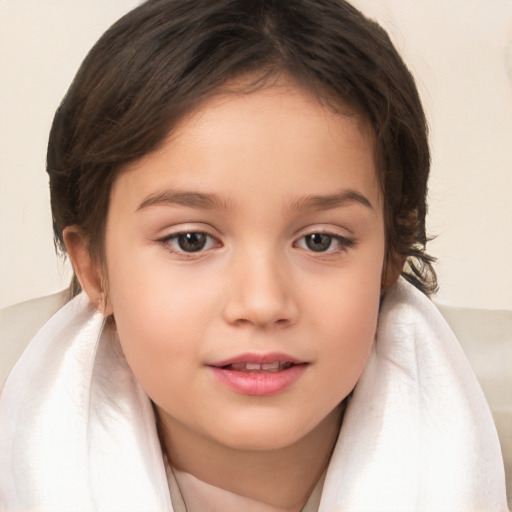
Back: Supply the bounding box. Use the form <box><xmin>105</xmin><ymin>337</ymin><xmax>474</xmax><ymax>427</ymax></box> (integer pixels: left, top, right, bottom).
<box><xmin>0</xmin><ymin>278</ymin><xmax>508</xmax><ymax>511</ymax></box>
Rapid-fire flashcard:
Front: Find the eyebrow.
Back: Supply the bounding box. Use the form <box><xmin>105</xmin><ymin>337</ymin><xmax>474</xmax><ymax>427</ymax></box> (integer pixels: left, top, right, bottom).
<box><xmin>288</xmin><ymin>190</ymin><xmax>374</xmax><ymax>213</ymax></box>
<box><xmin>137</xmin><ymin>188</ymin><xmax>373</xmax><ymax>213</ymax></box>
<box><xmin>137</xmin><ymin>190</ymin><xmax>234</xmax><ymax>211</ymax></box>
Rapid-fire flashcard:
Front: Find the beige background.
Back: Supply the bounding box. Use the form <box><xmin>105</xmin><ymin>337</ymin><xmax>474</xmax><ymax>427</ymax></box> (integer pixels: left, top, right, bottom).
<box><xmin>1</xmin><ymin>0</ymin><xmax>511</xmax><ymax>310</ymax></box>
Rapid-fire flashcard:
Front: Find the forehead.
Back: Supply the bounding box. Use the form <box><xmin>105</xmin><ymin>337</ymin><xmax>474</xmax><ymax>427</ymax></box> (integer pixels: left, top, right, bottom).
<box><xmin>181</xmin><ymin>78</ymin><xmax>374</xmax><ymax>156</ymax></box>
<box><xmin>112</xmin><ymin>83</ymin><xmax>381</xmax><ymax>214</ymax></box>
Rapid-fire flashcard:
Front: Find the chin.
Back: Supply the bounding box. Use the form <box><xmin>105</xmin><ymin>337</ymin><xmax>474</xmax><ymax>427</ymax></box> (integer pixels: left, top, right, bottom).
<box><xmin>209</xmin><ymin>407</ymin><xmax>340</xmax><ymax>453</ymax></box>
<box><xmin>217</xmin><ymin>426</ymin><xmax>308</xmax><ymax>452</ymax></box>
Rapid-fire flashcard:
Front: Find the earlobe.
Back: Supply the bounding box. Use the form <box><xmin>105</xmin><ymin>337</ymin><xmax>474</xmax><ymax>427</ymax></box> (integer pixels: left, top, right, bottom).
<box><xmin>62</xmin><ymin>226</ymin><xmax>113</xmax><ymax>315</ymax></box>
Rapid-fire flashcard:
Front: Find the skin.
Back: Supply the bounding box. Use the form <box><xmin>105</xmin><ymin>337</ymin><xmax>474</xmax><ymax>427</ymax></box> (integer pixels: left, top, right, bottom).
<box><xmin>65</xmin><ymin>82</ymin><xmax>393</xmax><ymax>511</ymax></box>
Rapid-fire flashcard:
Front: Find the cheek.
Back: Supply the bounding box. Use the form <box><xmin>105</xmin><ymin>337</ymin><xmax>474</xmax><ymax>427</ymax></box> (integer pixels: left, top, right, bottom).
<box><xmin>306</xmin><ymin>261</ymin><xmax>383</xmax><ymax>398</ymax></box>
<box><xmin>322</xmin><ymin>292</ymin><xmax>379</xmax><ymax>383</ymax></box>
<box><xmin>104</xmin><ymin>248</ymin><xmax>221</xmax><ymax>392</ymax></box>
<box><xmin>106</xmin><ymin>237</ymin><xmax>220</xmax><ymax>330</ymax></box>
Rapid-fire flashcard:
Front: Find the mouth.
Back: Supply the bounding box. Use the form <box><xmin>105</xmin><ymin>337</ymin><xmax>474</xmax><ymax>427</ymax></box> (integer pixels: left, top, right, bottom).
<box><xmin>207</xmin><ymin>353</ymin><xmax>308</xmax><ymax>396</ymax></box>
<box><xmin>218</xmin><ymin>361</ymin><xmax>298</xmax><ymax>373</ymax></box>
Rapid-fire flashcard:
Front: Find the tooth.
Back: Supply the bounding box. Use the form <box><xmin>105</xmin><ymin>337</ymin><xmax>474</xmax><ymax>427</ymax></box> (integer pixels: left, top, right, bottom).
<box><xmin>261</xmin><ymin>362</ymin><xmax>280</xmax><ymax>371</ymax></box>
<box><xmin>230</xmin><ymin>363</ymin><xmax>246</xmax><ymax>371</ymax></box>
<box><xmin>245</xmin><ymin>363</ymin><xmax>261</xmax><ymax>370</ymax></box>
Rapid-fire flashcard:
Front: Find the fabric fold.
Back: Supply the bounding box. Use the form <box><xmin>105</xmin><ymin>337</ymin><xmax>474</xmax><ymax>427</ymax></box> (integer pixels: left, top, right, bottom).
<box><xmin>0</xmin><ymin>279</ymin><xmax>508</xmax><ymax>511</ymax></box>
<box><xmin>320</xmin><ymin>279</ymin><xmax>508</xmax><ymax>511</ymax></box>
<box><xmin>0</xmin><ymin>294</ymin><xmax>171</xmax><ymax>511</ymax></box>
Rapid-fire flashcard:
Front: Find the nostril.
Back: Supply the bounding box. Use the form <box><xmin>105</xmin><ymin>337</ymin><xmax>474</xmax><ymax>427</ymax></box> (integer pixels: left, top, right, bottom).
<box><xmin>229</xmin><ymin>315</ymin><xmax>293</xmax><ymax>329</ymax></box>
<box><xmin>275</xmin><ymin>317</ymin><xmax>292</xmax><ymax>326</ymax></box>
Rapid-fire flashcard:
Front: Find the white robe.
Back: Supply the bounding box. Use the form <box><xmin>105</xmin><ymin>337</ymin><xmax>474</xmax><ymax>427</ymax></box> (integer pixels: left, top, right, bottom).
<box><xmin>0</xmin><ymin>278</ymin><xmax>508</xmax><ymax>511</ymax></box>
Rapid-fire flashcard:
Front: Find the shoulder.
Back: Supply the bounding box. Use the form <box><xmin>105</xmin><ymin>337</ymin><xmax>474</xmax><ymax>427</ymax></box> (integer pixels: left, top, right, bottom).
<box><xmin>0</xmin><ymin>290</ymin><xmax>68</xmax><ymax>393</ymax></box>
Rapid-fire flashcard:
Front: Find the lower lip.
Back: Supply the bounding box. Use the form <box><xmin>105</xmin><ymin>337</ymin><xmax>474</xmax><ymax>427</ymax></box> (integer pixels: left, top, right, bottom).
<box><xmin>209</xmin><ymin>364</ymin><xmax>307</xmax><ymax>396</ymax></box>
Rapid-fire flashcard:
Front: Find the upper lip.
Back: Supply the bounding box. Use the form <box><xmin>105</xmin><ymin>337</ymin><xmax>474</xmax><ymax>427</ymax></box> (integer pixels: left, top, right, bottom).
<box><xmin>207</xmin><ymin>352</ymin><xmax>307</xmax><ymax>367</ymax></box>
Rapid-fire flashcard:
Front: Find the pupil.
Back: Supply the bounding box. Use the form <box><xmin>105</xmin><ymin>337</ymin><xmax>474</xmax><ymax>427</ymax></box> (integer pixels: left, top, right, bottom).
<box><xmin>178</xmin><ymin>233</ymin><xmax>207</xmax><ymax>252</ymax></box>
<box><xmin>306</xmin><ymin>233</ymin><xmax>331</xmax><ymax>252</ymax></box>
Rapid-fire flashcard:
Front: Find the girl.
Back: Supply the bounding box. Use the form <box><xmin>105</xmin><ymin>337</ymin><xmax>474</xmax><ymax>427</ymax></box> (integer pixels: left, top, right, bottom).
<box><xmin>0</xmin><ymin>0</ymin><xmax>507</xmax><ymax>510</ymax></box>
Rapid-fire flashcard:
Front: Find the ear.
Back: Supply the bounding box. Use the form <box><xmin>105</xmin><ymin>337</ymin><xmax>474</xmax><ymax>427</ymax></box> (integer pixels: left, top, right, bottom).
<box><xmin>381</xmin><ymin>252</ymin><xmax>406</xmax><ymax>293</ymax></box>
<box><xmin>62</xmin><ymin>226</ymin><xmax>113</xmax><ymax>316</ymax></box>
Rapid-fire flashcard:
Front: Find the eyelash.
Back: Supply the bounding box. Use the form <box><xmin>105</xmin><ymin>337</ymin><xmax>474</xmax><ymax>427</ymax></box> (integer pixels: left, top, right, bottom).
<box><xmin>158</xmin><ymin>230</ymin><xmax>221</xmax><ymax>257</ymax></box>
<box><xmin>158</xmin><ymin>230</ymin><xmax>355</xmax><ymax>257</ymax></box>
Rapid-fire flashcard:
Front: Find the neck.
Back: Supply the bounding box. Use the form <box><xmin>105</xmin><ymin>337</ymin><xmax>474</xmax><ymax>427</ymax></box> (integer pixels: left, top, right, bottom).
<box><xmin>157</xmin><ymin>404</ymin><xmax>344</xmax><ymax>511</ymax></box>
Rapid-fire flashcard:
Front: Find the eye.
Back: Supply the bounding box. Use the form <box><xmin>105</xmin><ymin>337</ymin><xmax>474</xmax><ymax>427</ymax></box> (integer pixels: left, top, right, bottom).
<box><xmin>295</xmin><ymin>232</ymin><xmax>354</xmax><ymax>253</ymax></box>
<box><xmin>161</xmin><ymin>231</ymin><xmax>219</xmax><ymax>253</ymax></box>
<box><xmin>304</xmin><ymin>233</ymin><xmax>332</xmax><ymax>252</ymax></box>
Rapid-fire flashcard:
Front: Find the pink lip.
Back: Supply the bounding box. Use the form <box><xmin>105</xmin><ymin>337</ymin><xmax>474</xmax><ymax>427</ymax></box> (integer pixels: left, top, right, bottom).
<box><xmin>207</xmin><ymin>352</ymin><xmax>308</xmax><ymax>397</ymax></box>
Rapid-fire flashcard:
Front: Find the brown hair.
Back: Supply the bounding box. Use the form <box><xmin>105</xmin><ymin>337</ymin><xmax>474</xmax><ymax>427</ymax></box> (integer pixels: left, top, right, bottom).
<box><xmin>48</xmin><ymin>0</ymin><xmax>437</xmax><ymax>295</ymax></box>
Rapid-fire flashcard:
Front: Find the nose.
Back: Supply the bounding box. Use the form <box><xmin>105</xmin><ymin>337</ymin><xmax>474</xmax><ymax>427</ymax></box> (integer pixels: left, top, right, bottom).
<box><xmin>221</xmin><ymin>247</ymin><xmax>299</xmax><ymax>329</ymax></box>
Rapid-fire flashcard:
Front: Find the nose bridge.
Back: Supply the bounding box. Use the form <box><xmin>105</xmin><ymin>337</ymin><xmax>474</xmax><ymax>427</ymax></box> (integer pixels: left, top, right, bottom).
<box><xmin>222</xmin><ymin>242</ymin><xmax>297</xmax><ymax>327</ymax></box>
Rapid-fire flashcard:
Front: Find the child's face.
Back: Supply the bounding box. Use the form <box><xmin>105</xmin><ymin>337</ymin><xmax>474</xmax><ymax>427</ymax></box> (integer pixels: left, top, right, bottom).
<box><xmin>102</xmin><ymin>83</ymin><xmax>386</xmax><ymax>451</ymax></box>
